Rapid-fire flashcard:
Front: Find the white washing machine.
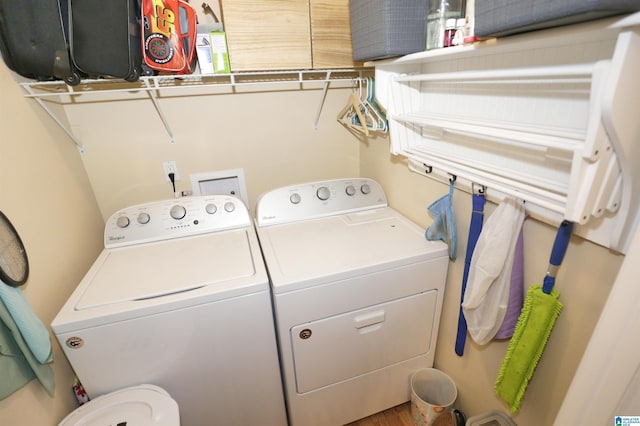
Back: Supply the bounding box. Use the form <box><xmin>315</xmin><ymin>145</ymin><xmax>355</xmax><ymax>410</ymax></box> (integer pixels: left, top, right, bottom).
<box><xmin>255</xmin><ymin>178</ymin><xmax>450</xmax><ymax>426</ymax></box>
<box><xmin>52</xmin><ymin>195</ymin><xmax>287</xmax><ymax>426</ymax></box>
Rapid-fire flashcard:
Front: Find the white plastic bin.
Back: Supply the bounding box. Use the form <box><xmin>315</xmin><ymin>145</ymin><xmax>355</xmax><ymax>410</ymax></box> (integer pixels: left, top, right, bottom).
<box><xmin>466</xmin><ymin>410</ymin><xmax>516</xmax><ymax>426</ymax></box>
<box><xmin>410</xmin><ymin>368</ymin><xmax>457</xmax><ymax>426</ymax></box>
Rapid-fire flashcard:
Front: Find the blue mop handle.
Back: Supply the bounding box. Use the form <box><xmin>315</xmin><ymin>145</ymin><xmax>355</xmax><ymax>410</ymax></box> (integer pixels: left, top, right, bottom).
<box><xmin>455</xmin><ymin>192</ymin><xmax>485</xmax><ymax>356</ymax></box>
<box><xmin>542</xmin><ymin>220</ymin><xmax>573</xmax><ymax>294</ymax></box>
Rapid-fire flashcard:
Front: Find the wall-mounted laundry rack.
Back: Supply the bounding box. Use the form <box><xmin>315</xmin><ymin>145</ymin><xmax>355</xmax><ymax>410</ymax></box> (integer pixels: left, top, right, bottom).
<box><xmin>374</xmin><ymin>13</ymin><xmax>640</xmax><ymax>253</ymax></box>
<box><xmin>20</xmin><ymin>68</ymin><xmax>373</xmax><ymax>154</ymax></box>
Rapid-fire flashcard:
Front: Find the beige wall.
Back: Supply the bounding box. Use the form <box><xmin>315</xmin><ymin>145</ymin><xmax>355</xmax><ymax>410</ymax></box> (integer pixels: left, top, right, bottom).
<box><xmin>0</xmin><ymin>64</ymin><xmax>104</xmax><ymax>423</ymax></box>
<box><xmin>63</xmin><ymin>84</ymin><xmax>362</xmax><ymax>219</ymax></box>
<box><xmin>360</xmin><ymin>137</ymin><xmax>625</xmax><ymax>425</ymax></box>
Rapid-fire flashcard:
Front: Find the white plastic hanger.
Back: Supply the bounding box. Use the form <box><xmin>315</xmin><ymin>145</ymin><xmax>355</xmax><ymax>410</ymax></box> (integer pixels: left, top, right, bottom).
<box><xmin>337</xmin><ymin>78</ymin><xmax>388</xmax><ymax>136</ymax></box>
<box><xmin>337</xmin><ymin>86</ymin><xmax>369</xmax><ymax>136</ymax></box>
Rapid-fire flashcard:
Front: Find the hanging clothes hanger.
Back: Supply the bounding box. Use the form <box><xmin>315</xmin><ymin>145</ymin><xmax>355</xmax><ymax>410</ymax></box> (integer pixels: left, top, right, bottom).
<box><xmin>338</xmin><ymin>78</ymin><xmax>387</xmax><ymax>136</ymax></box>
<box><xmin>351</xmin><ymin>77</ymin><xmax>385</xmax><ymax>132</ymax></box>
<box><xmin>340</xmin><ymin>92</ymin><xmax>369</xmax><ymax>136</ymax></box>
<box><xmin>350</xmin><ymin>78</ymin><xmax>374</xmax><ymax>130</ymax></box>
<box><xmin>363</xmin><ymin>76</ymin><xmax>388</xmax><ymax>132</ymax></box>
<box><xmin>337</xmin><ymin>81</ymin><xmax>369</xmax><ymax>136</ymax></box>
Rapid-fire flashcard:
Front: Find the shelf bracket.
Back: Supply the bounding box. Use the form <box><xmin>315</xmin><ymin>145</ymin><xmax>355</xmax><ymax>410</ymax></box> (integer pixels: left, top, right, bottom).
<box><xmin>143</xmin><ymin>79</ymin><xmax>176</xmax><ymax>144</ymax></box>
<box><xmin>314</xmin><ymin>71</ymin><xmax>331</xmax><ymax>131</ymax></box>
<box><xmin>21</xmin><ymin>84</ymin><xmax>86</xmax><ymax>155</ymax></box>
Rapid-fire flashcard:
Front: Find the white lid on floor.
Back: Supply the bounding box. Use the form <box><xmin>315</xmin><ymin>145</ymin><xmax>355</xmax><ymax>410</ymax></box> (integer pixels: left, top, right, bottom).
<box><xmin>58</xmin><ymin>384</ymin><xmax>180</xmax><ymax>426</ymax></box>
<box><xmin>466</xmin><ymin>410</ymin><xmax>516</xmax><ymax>426</ymax></box>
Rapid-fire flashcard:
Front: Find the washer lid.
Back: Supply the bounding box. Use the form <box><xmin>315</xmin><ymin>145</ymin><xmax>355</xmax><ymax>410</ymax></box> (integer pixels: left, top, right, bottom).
<box><xmin>76</xmin><ymin>229</ymin><xmax>255</xmax><ymax>310</ymax></box>
<box><xmin>58</xmin><ymin>384</ymin><xmax>179</xmax><ymax>426</ymax></box>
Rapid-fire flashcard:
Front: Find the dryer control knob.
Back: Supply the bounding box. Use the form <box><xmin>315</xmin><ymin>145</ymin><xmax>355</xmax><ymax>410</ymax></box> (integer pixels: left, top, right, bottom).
<box><xmin>205</xmin><ymin>203</ymin><xmax>217</xmax><ymax>214</ymax></box>
<box><xmin>116</xmin><ymin>216</ymin><xmax>130</xmax><ymax>228</ymax></box>
<box><xmin>361</xmin><ymin>184</ymin><xmax>371</xmax><ymax>195</ymax></box>
<box><xmin>345</xmin><ymin>185</ymin><xmax>356</xmax><ymax>196</ymax></box>
<box><xmin>290</xmin><ymin>193</ymin><xmax>301</xmax><ymax>204</ymax></box>
<box><xmin>137</xmin><ymin>212</ymin><xmax>151</xmax><ymax>225</ymax></box>
<box><xmin>224</xmin><ymin>202</ymin><xmax>235</xmax><ymax>212</ymax></box>
<box><xmin>317</xmin><ymin>186</ymin><xmax>331</xmax><ymax>201</ymax></box>
<box><xmin>170</xmin><ymin>205</ymin><xmax>187</xmax><ymax>220</ymax></box>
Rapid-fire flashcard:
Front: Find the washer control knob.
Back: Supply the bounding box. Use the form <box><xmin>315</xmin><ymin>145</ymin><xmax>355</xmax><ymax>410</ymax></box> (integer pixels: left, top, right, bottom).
<box><xmin>137</xmin><ymin>212</ymin><xmax>150</xmax><ymax>225</ymax></box>
<box><xmin>360</xmin><ymin>184</ymin><xmax>371</xmax><ymax>195</ymax></box>
<box><xmin>170</xmin><ymin>205</ymin><xmax>187</xmax><ymax>220</ymax></box>
<box><xmin>345</xmin><ymin>185</ymin><xmax>356</xmax><ymax>196</ymax></box>
<box><xmin>316</xmin><ymin>186</ymin><xmax>331</xmax><ymax>201</ymax></box>
<box><xmin>205</xmin><ymin>203</ymin><xmax>217</xmax><ymax>214</ymax></box>
<box><xmin>224</xmin><ymin>201</ymin><xmax>235</xmax><ymax>213</ymax></box>
<box><xmin>290</xmin><ymin>193</ymin><xmax>301</xmax><ymax>204</ymax></box>
<box><xmin>116</xmin><ymin>216</ymin><xmax>130</xmax><ymax>228</ymax></box>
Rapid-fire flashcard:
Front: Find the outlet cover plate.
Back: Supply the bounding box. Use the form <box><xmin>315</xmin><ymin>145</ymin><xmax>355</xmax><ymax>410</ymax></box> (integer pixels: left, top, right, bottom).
<box><xmin>190</xmin><ymin>168</ymin><xmax>249</xmax><ymax>207</ymax></box>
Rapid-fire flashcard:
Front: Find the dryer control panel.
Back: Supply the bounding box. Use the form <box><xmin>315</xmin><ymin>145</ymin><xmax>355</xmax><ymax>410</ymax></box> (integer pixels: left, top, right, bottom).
<box><xmin>255</xmin><ymin>178</ymin><xmax>388</xmax><ymax>226</ymax></box>
<box><xmin>104</xmin><ymin>195</ymin><xmax>250</xmax><ymax>248</ymax></box>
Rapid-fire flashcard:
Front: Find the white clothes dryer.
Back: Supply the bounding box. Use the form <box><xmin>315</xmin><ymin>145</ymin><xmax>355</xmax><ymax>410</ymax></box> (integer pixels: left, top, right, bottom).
<box><xmin>52</xmin><ymin>195</ymin><xmax>287</xmax><ymax>426</ymax></box>
<box><xmin>255</xmin><ymin>178</ymin><xmax>450</xmax><ymax>426</ymax></box>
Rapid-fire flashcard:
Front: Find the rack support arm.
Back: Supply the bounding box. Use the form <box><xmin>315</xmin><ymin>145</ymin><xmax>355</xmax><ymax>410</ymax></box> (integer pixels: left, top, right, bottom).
<box><xmin>143</xmin><ymin>79</ymin><xmax>176</xmax><ymax>144</ymax></box>
<box><xmin>314</xmin><ymin>71</ymin><xmax>331</xmax><ymax>131</ymax></box>
<box><xmin>22</xmin><ymin>85</ymin><xmax>86</xmax><ymax>154</ymax></box>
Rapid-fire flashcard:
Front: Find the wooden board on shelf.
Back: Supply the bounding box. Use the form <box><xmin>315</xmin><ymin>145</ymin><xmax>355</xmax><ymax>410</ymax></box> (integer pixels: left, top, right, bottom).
<box><xmin>310</xmin><ymin>0</ymin><xmax>364</xmax><ymax>68</ymax></box>
<box><xmin>221</xmin><ymin>0</ymin><xmax>312</xmax><ymax>71</ymax></box>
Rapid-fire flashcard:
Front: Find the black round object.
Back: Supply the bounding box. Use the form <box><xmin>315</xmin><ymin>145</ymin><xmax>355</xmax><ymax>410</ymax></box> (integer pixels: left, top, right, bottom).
<box><xmin>0</xmin><ymin>211</ymin><xmax>29</xmax><ymax>287</ymax></box>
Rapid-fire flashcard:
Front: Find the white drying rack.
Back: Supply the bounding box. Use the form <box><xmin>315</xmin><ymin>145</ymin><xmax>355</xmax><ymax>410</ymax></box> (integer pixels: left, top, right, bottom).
<box><xmin>374</xmin><ymin>13</ymin><xmax>640</xmax><ymax>254</ymax></box>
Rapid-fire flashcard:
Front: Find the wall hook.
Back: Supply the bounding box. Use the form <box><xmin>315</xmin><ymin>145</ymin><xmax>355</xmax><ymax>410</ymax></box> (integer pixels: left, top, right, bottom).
<box><xmin>423</xmin><ymin>164</ymin><xmax>433</xmax><ymax>174</ymax></box>
<box><xmin>449</xmin><ymin>173</ymin><xmax>457</xmax><ymax>183</ymax></box>
<box><xmin>473</xmin><ymin>183</ymin><xmax>486</xmax><ymax>194</ymax></box>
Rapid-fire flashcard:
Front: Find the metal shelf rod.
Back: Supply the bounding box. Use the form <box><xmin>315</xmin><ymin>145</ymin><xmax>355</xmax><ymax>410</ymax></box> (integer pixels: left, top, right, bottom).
<box><xmin>20</xmin><ymin>68</ymin><xmax>373</xmax><ymax>149</ymax></box>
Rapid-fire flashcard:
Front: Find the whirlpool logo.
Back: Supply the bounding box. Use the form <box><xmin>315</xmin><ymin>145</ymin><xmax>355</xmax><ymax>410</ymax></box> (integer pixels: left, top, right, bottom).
<box><xmin>108</xmin><ymin>235</ymin><xmax>125</xmax><ymax>241</ymax></box>
<box><xmin>66</xmin><ymin>337</ymin><xmax>84</xmax><ymax>349</ymax></box>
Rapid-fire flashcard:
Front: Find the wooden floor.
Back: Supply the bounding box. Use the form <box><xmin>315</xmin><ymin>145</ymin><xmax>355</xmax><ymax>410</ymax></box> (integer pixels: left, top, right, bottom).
<box><xmin>345</xmin><ymin>402</ymin><xmax>413</xmax><ymax>426</ymax></box>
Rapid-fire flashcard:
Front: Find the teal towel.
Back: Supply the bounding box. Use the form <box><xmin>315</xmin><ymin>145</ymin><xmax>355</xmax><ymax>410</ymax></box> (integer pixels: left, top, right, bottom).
<box><xmin>0</xmin><ymin>281</ymin><xmax>51</xmax><ymax>363</ymax></box>
<box><xmin>0</xmin><ymin>297</ymin><xmax>54</xmax><ymax>398</ymax></box>
<box><xmin>425</xmin><ymin>180</ymin><xmax>457</xmax><ymax>260</ymax></box>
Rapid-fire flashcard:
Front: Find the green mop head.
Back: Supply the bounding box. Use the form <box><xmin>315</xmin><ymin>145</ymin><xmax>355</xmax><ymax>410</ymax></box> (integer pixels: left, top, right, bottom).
<box><xmin>495</xmin><ymin>284</ymin><xmax>563</xmax><ymax>413</ymax></box>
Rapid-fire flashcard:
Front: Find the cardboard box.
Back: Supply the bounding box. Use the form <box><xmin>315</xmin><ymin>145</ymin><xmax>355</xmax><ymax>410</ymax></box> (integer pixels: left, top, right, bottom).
<box><xmin>196</xmin><ymin>23</ymin><xmax>223</xmax><ymax>74</ymax></box>
<box><xmin>209</xmin><ymin>31</ymin><xmax>231</xmax><ymax>73</ymax></box>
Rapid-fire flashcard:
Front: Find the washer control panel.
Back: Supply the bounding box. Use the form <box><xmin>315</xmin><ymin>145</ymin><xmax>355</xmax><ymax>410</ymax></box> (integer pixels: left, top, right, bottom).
<box><xmin>104</xmin><ymin>195</ymin><xmax>250</xmax><ymax>248</ymax></box>
<box><xmin>255</xmin><ymin>178</ymin><xmax>387</xmax><ymax>226</ymax></box>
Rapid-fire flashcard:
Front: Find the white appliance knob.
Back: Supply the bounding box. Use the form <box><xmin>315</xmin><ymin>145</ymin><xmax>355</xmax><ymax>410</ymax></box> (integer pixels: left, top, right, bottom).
<box><xmin>170</xmin><ymin>205</ymin><xmax>187</xmax><ymax>220</ymax></box>
<box><xmin>116</xmin><ymin>216</ymin><xmax>130</xmax><ymax>228</ymax></box>
<box><xmin>137</xmin><ymin>212</ymin><xmax>150</xmax><ymax>224</ymax></box>
<box><xmin>317</xmin><ymin>186</ymin><xmax>330</xmax><ymax>201</ymax></box>
<box><xmin>224</xmin><ymin>201</ymin><xmax>235</xmax><ymax>212</ymax></box>
<box><xmin>361</xmin><ymin>184</ymin><xmax>371</xmax><ymax>195</ymax></box>
<box><xmin>345</xmin><ymin>185</ymin><xmax>356</xmax><ymax>196</ymax></box>
<box><xmin>290</xmin><ymin>193</ymin><xmax>301</xmax><ymax>204</ymax></box>
<box><xmin>206</xmin><ymin>203</ymin><xmax>217</xmax><ymax>214</ymax></box>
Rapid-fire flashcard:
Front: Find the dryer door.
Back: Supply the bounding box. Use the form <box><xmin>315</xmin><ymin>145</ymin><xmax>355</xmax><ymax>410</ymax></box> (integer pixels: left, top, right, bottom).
<box><xmin>290</xmin><ymin>290</ymin><xmax>437</xmax><ymax>393</ymax></box>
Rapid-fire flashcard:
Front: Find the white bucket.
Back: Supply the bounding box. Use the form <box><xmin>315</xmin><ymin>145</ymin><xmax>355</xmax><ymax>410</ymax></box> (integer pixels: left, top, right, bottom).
<box><xmin>410</xmin><ymin>368</ymin><xmax>458</xmax><ymax>426</ymax></box>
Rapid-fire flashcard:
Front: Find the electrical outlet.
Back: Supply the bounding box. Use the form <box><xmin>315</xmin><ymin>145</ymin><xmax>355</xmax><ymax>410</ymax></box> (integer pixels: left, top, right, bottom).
<box><xmin>162</xmin><ymin>161</ymin><xmax>180</xmax><ymax>182</ymax></box>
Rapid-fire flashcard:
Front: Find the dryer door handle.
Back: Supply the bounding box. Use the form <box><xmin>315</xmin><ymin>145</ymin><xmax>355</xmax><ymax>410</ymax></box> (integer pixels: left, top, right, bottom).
<box><xmin>354</xmin><ymin>310</ymin><xmax>386</xmax><ymax>330</ymax></box>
